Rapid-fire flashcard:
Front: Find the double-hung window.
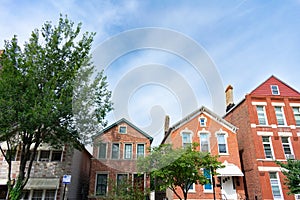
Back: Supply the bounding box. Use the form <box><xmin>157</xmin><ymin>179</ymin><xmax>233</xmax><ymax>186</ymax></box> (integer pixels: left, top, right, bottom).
<box><xmin>124</xmin><ymin>144</ymin><xmax>132</xmax><ymax>159</ymax></box>
<box><xmin>256</xmin><ymin>105</ymin><xmax>268</xmax><ymax>125</ymax></box>
<box><xmin>271</xmin><ymin>85</ymin><xmax>280</xmax><ymax>95</ymax></box>
<box><xmin>217</xmin><ymin>133</ymin><xmax>227</xmax><ymax>154</ymax></box>
<box><xmin>112</xmin><ymin>143</ymin><xmax>120</xmax><ymax>159</ymax></box>
<box><xmin>281</xmin><ymin>137</ymin><xmax>293</xmax><ymax>159</ymax></box>
<box><xmin>262</xmin><ymin>136</ymin><xmax>273</xmax><ymax>159</ymax></box>
<box><xmin>200</xmin><ymin>133</ymin><xmax>209</xmax><ymax>152</ymax></box>
<box><xmin>98</xmin><ymin>143</ymin><xmax>107</xmax><ymax>159</ymax></box>
<box><xmin>292</xmin><ymin>107</ymin><xmax>300</xmax><ymax>126</ymax></box>
<box><xmin>275</xmin><ymin>106</ymin><xmax>286</xmax><ymax>126</ymax></box>
<box><xmin>269</xmin><ymin>172</ymin><xmax>283</xmax><ymax>199</ymax></box>
<box><xmin>137</xmin><ymin>144</ymin><xmax>145</xmax><ymax>158</ymax></box>
<box><xmin>181</xmin><ymin>132</ymin><xmax>192</xmax><ymax>148</ymax></box>
<box><xmin>203</xmin><ymin>169</ymin><xmax>212</xmax><ymax>192</ymax></box>
<box><xmin>199</xmin><ymin>117</ymin><xmax>207</xmax><ymax>127</ymax></box>
<box><xmin>96</xmin><ymin>174</ymin><xmax>108</xmax><ymax>196</ymax></box>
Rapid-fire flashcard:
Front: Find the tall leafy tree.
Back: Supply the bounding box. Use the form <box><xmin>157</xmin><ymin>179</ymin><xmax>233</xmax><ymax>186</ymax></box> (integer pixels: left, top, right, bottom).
<box><xmin>276</xmin><ymin>159</ymin><xmax>300</xmax><ymax>194</ymax></box>
<box><xmin>138</xmin><ymin>144</ymin><xmax>223</xmax><ymax>200</ymax></box>
<box><xmin>0</xmin><ymin>15</ymin><xmax>113</xmax><ymax>199</ymax></box>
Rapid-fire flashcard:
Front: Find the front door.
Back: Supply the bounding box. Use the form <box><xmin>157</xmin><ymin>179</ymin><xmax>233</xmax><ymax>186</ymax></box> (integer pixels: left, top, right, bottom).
<box><xmin>221</xmin><ymin>176</ymin><xmax>237</xmax><ymax>200</ymax></box>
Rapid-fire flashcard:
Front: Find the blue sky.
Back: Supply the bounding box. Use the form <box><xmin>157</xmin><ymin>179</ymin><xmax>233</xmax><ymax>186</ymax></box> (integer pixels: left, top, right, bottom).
<box><xmin>1</xmin><ymin>0</ymin><xmax>300</xmax><ymax>145</ymax></box>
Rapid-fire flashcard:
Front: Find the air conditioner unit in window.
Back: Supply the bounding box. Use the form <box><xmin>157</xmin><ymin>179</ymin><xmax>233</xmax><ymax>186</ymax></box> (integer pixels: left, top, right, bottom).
<box><xmin>285</xmin><ymin>154</ymin><xmax>295</xmax><ymax>160</ymax></box>
<box><xmin>295</xmin><ymin>194</ymin><xmax>300</xmax><ymax>200</ymax></box>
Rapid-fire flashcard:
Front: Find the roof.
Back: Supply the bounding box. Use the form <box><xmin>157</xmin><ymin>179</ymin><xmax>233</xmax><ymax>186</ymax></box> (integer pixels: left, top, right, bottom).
<box><xmin>162</xmin><ymin>106</ymin><xmax>237</xmax><ymax>144</ymax></box>
<box><xmin>93</xmin><ymin>118</ymin><xmax>153</xmax><ymax>143</ymax></box>
<box><xmin>225</xmin><ymin>75</ymin><xmax>300</xmax><ymax>116</ymax></box>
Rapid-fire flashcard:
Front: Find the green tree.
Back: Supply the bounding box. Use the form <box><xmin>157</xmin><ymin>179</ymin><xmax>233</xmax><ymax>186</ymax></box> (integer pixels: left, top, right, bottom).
<box><xmin>276</xmin><ymin>159</ymin><xmax>300</xmax><ymax>194</ymax></box>
<box><xmin>0</xmin><ymin>15</ymin><xmax>113</xmax><ymax>199</ymax></box>
<box><xmin>138</xmin><ymin>144</ymin><xmax>223</xmax><ymax>200</ymax></box>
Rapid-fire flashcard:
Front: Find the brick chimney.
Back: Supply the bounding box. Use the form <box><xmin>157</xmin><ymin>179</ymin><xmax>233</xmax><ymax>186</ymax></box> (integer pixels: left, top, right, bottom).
<box><xmin>164</xmin><ymin>115</ymin><xmax>170</xmax><ymax>135</ymax></box>
<box><xmin>225</xmin><ymin>85</ymin><xmax>235</xmax><ymax>112</ymax></box>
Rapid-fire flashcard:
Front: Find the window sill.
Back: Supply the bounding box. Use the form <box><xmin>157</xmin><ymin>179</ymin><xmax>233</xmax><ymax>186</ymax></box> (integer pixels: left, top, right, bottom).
<box><xmin>257</xmin><ymin>158</ymin><xmax>276</xmax><ymax>162</ymax></box>
<box><xmin>219</xmin><ymin>153</ymin><xmax>230</xmax><ymax>156</ymax></box>
<box><xmin>203</xmin><ymin>190</ymin><xmax>213</xmax><ymax>193</ymax></box>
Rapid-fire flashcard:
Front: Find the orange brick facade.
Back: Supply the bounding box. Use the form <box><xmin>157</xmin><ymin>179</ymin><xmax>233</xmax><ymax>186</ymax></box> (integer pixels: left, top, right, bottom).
<box><xmin>225</xmin><ymin>76</ymin><xmax>300</xmax><ymax>200</ymax></box>
<box><xmin>163</xmin><ymin>107</ymin><xmax>245</xmax><ymax>200</ymax></box>
<box><xmin>88</xmin><ymin>118</ymin><xmax>152</xmax><ymax>199</ymax></box>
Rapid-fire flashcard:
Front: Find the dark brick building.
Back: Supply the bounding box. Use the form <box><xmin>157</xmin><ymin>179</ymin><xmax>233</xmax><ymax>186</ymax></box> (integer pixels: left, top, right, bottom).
<box><xmin>88</xmin><ymin>118</ymin><xmax>153</xmax><ymax>199</ymax></box>
<box><xmin>225</xmin><ymin>75</ymin><xmax>300</xmax><ymax>200</ymax></box>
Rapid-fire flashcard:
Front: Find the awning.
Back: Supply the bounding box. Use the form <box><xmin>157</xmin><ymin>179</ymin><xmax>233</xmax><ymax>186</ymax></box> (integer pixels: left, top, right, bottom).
<box><xmin>216</xmin><ymin>161</ymin><xmax>244</xmax><ymax>177</ymax></box>
<box><xmin>24</xmin><ymin>178</ymin><xmax>60</xmax><ymax>190</ymax></box>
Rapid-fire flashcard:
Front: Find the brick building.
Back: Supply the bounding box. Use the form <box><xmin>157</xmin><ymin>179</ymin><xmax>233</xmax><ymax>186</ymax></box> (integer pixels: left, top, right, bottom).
<box><xmin>224</xmin><ymin>75</ymin><xmax>300</xmax><ymax>200</ymax></box>
<box><xmin>88</xmin><ymin>118</ymin><xmax>153</xmax><ymax>199</ymax></box>
<box><xmin>162</xmin><ymin>106</ymin><xmax>245</xmax><ymax>200</ymax></box>
<box><xmin>0</xmin><ymin>143</ymin><xmax>91</xmax><ymax>200</ymax></box>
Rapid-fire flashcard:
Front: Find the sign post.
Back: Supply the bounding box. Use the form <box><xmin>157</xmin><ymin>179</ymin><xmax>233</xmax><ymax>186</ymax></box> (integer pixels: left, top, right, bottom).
<box><xmin>62</xmin><ymin>175</ymin><xmax>71</xmax><ymax>200</ymax></box>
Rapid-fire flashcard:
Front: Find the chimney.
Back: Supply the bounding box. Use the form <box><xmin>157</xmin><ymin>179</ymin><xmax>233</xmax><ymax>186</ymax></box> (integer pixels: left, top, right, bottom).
<box><xmin>225</xmin><ymin>85</ymin><xmax>235</xmax><ymax>112</ymax></box>
<box><xmin>164</xmin><ymin>115</ymin><xmax>170</xmax><ymax>135</ymax></box>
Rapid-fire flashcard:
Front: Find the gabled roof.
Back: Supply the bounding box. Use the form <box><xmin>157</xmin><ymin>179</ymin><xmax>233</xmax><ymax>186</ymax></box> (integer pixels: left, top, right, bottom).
<box><xmin>162</xmin><ymin>106</ymin><xmax>237</xmax><ymax>144</ymax></box>
<box><xmin>250</xmin><ymin>75</ymin><xmax>300</xmax><ymax>97</ymax></box>
<box><xmin>93</xmin><ymin>118</ymin><xmax>153</xmax><ymax>143</ymax></box>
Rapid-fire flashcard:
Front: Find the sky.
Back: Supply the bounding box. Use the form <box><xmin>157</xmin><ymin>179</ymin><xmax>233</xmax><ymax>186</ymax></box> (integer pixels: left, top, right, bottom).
<box><xmin>1</xmin><ymin>0</ymin><xmax>300</xmax><ymax>145</ymax></box>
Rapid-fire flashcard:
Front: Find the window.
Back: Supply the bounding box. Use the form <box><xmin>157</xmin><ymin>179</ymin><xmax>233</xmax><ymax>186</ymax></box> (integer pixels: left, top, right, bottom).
<box><xmin>39</xmin><ymin>151</ymin><xmax>50</xmax><ymax>162</ymax></box>
<box><xmin>44</xmin><ymin>190</ymin><xmax>56</xmax><ymax>200</ymax></box>
<box><xmin>32</xmin><ymin>190</ymin><xmax>43</xmax><ymax>200</ymax></box>
<box><xmin>112</xmin><ymin>143</ymin><xmax>120</xmax><ymax>159</ymax></box>
<box><xmin>134</xmin><ymin>174</ymin><xmax>145</xmax><ymax>191</ymax></box>
<box><xmin>281</xmin><ymin>137</ymin><xmax>293</xmax><ymax>159</ymax></box>
<box><xmin>181</xmin><ymin>132</ymin><xmax>192</xmax><ymax>148</ymax></box>
<box><xmin>271</xmin><ymin>85</ymin><xmax>280</xmax><ymax>95</ymax></box>
<box><xmin>117</xmin><ymin>174</ymin><xmax>128</xmax><ymax>187</ymax></box>
<box><xmin>269</xmin><ymin>172</ymin><xmax>282</xmax><ymax>199</ymax></box>
<box><xmin>256</xmin><ymin>105</ymin><xmax>268</xmax><ymax>125</ymax></box>
<box><xmin>137</xmin><ymin>144</ymin><xmax>145</xmax><ymax>158</ymax></box>
<box><xmin>51</xmin><ymin>151</ymin><xmax>62</xmax><ymax>161</ymax></box>
<box><xmin>119</xmin><ymin>126</ymin><xmax>127</xmax><ymax>134</ymax></box>
<box><xmin>200</xmin><ymin>133</ymin><xmax>209</xmax><ymax>152</ymax></box>
<box><xmin>262</xmin><ymin>136</ymin><xmax>273</xmax><ymax>159</ymax></box>
<box><xmin>199</xmin><ymin>117</ymin><xmax>207</xmax><ymax>127</ymax></box>
<box><xmin>98</xmin><ymin>143</ymin><xmax>107</xmax><ymax>159</ymax></box>
<box><xmin>96</xmin><ymin>174</ymin><xmax>108</xmax><ymax>196</ymax></box>
<box><xmin>292</xmin><ymin>107</ymin><xmax>300</xmax><ymax>126</ymax></box>
<box><xmin>187</xmin><ymin>183</ymin><xmax>195</xmax><ymax>192</ymax></box>
<box><xmin>203</xmin><ymin>169</ymin><xmax>212</xmax><ymax>191</ymax></box>
<box><xmin>124</xmin><ymin>144</ymin><xmax>132</xmax><ymax>159</ymax></box>
<box><xmin>275</xmin><ymin>106</ymin><xmax>286</xmax><ymax>126</ymax></box>
<box><xmin>217</xmin><ymin>133</ymin><xmax>227</xmax><ymax>154</ymax></box>
<box><xmin>21</xmin><ymin>190</ymin><xmax>30</xmax><ymax>200</ymax></box>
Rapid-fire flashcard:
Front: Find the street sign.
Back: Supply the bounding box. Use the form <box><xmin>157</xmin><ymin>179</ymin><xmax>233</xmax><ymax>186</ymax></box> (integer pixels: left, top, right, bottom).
<box><xmin>62</xmin><ymin>175</ymin><xmax>71</xmax><ymax>184</ymax></box>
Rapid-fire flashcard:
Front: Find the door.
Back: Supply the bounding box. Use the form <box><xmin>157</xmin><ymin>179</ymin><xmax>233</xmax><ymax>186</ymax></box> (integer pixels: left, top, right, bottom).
<box><xmin>221</xmin><ymin>176</ymin><xmax>237</xmax><ymax>200</ymax></box>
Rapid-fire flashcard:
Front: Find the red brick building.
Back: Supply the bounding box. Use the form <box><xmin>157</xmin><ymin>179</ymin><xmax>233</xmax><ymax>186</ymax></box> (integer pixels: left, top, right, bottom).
<box><xmin>162</xmin><ymin>106</ymin><xmax>245</xmax><ymax>200</ymax></box>
<box><xmin>225</xmin><ymin>75</ymin><xmax>300</xmax><ymax>200</ymax></box>
<box><xmin>88</xmin><ymin>118</ymin><xmax>153</xmax><ymax>199</ymax></box>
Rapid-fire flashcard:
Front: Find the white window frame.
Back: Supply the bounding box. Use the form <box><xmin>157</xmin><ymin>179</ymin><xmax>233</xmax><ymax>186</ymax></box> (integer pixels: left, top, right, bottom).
<box><xmin>256</xmin><ymin>105</ymin><xmax>268</xmax><ymax>125</ymax></box>
<box><xmin>136</xmin><ymin>143</ymin><xmax>145</xmax><ymax>158</ymax></box>
<box><xmin>292</xmin><ymin>107</ymin><xmax>300</xmax><ymax>126</ymax></box>
<box><xmin>274</xmin><ymin>106</ymin><xmax>287</xmax><ymax>126</ymax></box>
<box><xmin>269</xmin><ymin>172</ymin><xmax>283</xmax><ymax>199</ymax></box>
<box><xmin>98</xmin><ymin>142</ymin><xmax>107</xmax><ymax>159</ymax></box>
<box><xmin>199</xmin><ymin>116</ymin><xmax>207</xmax><ymax>127</ymax></box>
<box><xmin>199</xmin><ymin>132</ymin><xmax>210</xmax><ymax>152</ymax></box>
<box><xmin>271</xmin><ymin>85</ymin><xmax>280</xmax><ymax>95</ymax></box>
<box><xmin>180</xmin><ymin>130</ymin><xmax>193</xmax><ymax>148</ymax></box>
<box><xmin>262</xmin><ymin>136</ymin><xmax>274</xmax><ymax>159</ymax></box>
<box><xmin>187</xmin><ymin>183</ymin><xmax>196</xmax><ymax>193</ymax></box>
<box><xmin>111</xmin><ymin>143</ymin><xmax>120</xmax><ymax>159</ymax></box>
<box><xmin>21</xmin><ymin>189</ymin><xmax>57</xmax><ymax>200</ymax></box>
<box><xmin>216</xmin><ymin>131</ymin><xmax>228</xmax><ymax>154</ymax></box>
<box><xmin>118</xmin><ymin>125</ymin><xmax>127</xmax><ymax>134</ymax></box>
<box><xmin>281</xmin><ymin>137</ymin><xmax>294</xmax><ymax>159</ymax></box>
<box><xmin>124</xmin><ymin>143</ymin><xmax>133</xmax><ymax>159</ymax></box>
<box><xmin>203</xmin><ymin>168</ymin><xmax>213</xmax><ymax>193</ymax></box>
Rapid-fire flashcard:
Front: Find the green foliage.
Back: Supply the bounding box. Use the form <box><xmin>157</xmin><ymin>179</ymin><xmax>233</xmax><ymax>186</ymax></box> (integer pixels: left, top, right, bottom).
<box><xmin>276</xmin><ymin>159</ymin><xmax>300</xmax><ymax>194</ymax></box>
<box><xmin>97</xmin><ymin>178</ymin><xmax>149</xmax><ymax>200</ymax></box>
<box><xmin>138</xmin><ymin>143</ymin><xmax>223</xmax><ymax>200</ymax></box>
<box><xmin>0</xmin><ymin>15</ymin><xmax>113</xmax><ymax>199</ymax></box>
